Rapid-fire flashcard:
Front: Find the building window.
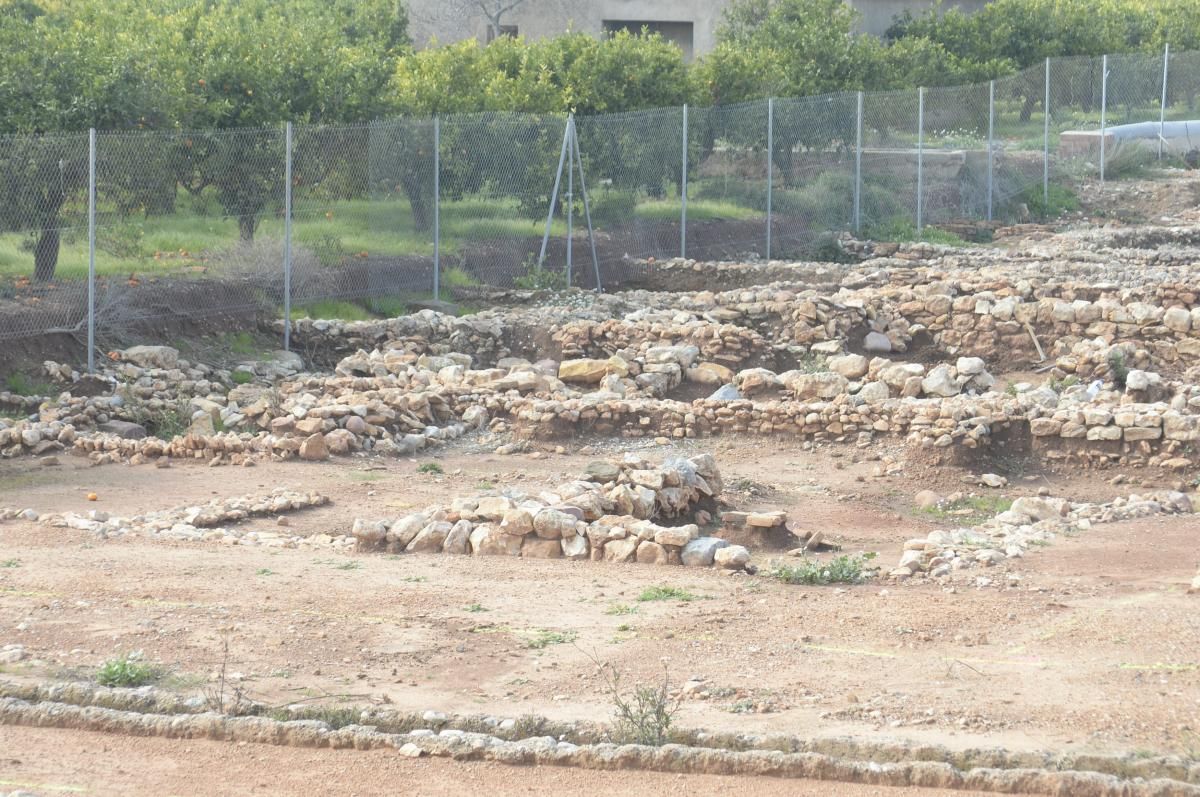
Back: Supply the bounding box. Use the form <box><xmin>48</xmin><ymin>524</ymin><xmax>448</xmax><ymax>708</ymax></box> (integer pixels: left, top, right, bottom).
<box><xmin>602</xmin><ymin>20</ymin><xmax>694</xmax><ymax>61</ymax></box>
<box><xmin>486</xmin><ymin>24</ymin><xmax>518</xmax><ymax>43</ymax></box>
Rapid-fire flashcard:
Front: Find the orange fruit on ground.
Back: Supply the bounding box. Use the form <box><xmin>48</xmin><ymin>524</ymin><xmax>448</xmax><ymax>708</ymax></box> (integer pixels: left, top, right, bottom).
<box><xmin>86</xmin><ymin>493</ymin><xmax>98</xmax><ymax>501</ymax></box>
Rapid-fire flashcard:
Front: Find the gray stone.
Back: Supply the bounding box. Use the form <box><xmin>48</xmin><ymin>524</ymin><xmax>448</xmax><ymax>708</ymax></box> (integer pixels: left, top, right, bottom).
<box><xmin>681</xmin><ymin>536</ymin><xmax>730</xmax><ymax>567</ymax></box>
<box><xmin>121</xmin><ymin>345</ymin><xmax>179</xmax><ymax>369</ymax></box>
<box><xmin>98</xmin><ymin>420</ymin><xmax>147</xmax><ymax>440</ymax></box>
<box><xmin>863</xmin><ymin>331</ymin><xmax>892</xmax><ymax>353</ymax></box>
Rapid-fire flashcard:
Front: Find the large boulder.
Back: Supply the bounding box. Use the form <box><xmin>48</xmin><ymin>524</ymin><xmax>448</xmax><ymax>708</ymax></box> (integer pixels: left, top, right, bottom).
<box><xmin>681</xmin><ymin>537</ymin><xmax>730</xmax><ymax>567</ymax></box>
<box><xmin>921</xmin><ymin>364</ymin><xmax>962</xmax><ymax>397</ymax></box>
<box><xmin>121</xmin><ymin>345</ymin><xmax>179</xmax><ymax>370</ymax></box>
<box><xmin>469</xmin><ymin>524</ymin><xmax>523</xmax><ymax>556</ymax></box>
<box><xmin>828</xmin><ymin>354</ymin><xmax>869</xmax><ymax>379</ymax></box>
<box><xmin>533</xmin><ymin>509</ymin><xmax>577</xmax><ymax>539</ymax></box>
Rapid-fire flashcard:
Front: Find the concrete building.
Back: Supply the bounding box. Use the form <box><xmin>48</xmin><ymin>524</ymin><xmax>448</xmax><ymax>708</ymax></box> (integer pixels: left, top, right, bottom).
<box><xmin>408</xmin><ymin>1</ymin><xmax>988</xmax><ymax>61</ymax></box>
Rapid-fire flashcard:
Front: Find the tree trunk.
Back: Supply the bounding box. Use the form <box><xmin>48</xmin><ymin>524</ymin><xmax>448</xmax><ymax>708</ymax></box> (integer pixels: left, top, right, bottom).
<box><xmin>238</xmin><ymin>214</ymin><xmax>257</xmax><ymax>242</ymax></box>
<box><xmin>401</xmin><ymin>172</ymin><xmax>430</xmax><ymax>232</ymax></box>
<box><xmin>33</xmin><ymin>227</ymin><xmax>61</xmax><ymax>282</ymax></box>
<box><xmin>1019</xmin><ymin>94</ymin><xmax>1037</xmax><ymax>123</ymax></box>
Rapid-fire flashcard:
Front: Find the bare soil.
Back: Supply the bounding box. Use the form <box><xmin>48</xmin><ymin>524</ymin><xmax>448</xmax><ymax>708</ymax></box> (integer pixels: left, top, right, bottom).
<box><xmin>0</xmin><ymin>725</ymin><xmax>982</xmax><ymax>796</ymax></box>
<box><xmin>1</xmin><ymin>438</ymin><xmax>1197</xmax><ymax>779</ymax></box>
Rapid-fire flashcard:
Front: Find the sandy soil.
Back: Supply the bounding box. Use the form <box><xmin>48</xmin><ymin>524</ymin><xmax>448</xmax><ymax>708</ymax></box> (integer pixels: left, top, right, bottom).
<box><xmin>2</xmin><ymin>438</ymin><xmax>1197</xmax><ymax>774</ymax></box>
<box><xmin>0</xmin><ymin>725</ymin><xmax>989</xmax><ymax>796</ymax></box>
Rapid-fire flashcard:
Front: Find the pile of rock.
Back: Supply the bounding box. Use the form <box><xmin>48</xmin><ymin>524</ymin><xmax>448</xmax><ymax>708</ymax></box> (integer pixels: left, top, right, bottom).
<box><xmin>352</xmin><ymin>454</ymin><xmax>756</xmax><ymax>570</ymax></box>
<box><xmin>891</xmin><ymin>491</ymin><xmax>1196</xmax><ymax>580</ymax></box>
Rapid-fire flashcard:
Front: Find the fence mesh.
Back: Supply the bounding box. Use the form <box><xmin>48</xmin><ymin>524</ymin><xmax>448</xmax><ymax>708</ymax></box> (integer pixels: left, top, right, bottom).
<box><xmin>0</xmin><ymin>47</ymin><xmax>1195</xmax><ymax>353</ymax></box>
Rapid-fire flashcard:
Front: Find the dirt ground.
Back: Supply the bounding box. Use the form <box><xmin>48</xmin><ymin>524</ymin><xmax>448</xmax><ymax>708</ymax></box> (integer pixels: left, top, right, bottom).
<box><xmin>1</xmin><ymin>438</ymin><xmax>1197</xmax><ymax>777</ymax></box>
<box><xmin>0</xmin><ymin>726</ymin><xmax>988</xmax><ymax>797</ymax></box>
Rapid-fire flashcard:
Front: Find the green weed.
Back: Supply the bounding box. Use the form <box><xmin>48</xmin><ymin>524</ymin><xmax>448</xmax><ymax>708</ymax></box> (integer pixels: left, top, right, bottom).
<box><xmin>767</xmin><ymin>552</ymin><xmax>877</xmax><ymax>586</ymax></box>
<box><xmin>4</xmin><ymin>373</ymin><xmax>55</xmax><ymax>397</ymax></box>
<box><xmin>464</xmin><ymin>603</ymin><xmax>488</xmax><ymax>613</ymax></box>
<box><xmin>97</xmin><ymin>654</ymin><xmax>162</xmax><ymax>687</ymax></box>
<box><xmin>525</xmin><ymin>629</ymin><xmax>577</xmax><ymax>649</ymax></box>
<box><xmin>605</xmin><ymin>603</ymin><xmax>638</xmax><ymax>616</ymax></box>
<box><xmin>918</xmin><ymin>496</ymin><xmax>1012</xmax><ymax>526</ymax></box>
<box><xmin>638</xmin><ymin>585</ymin><xmax>698</xmax><ymax>602</ymax></box>
<box><xmin>417</xmin><ymin>462</ymin><xmax>443</xmax><ymax>475</ymax></box>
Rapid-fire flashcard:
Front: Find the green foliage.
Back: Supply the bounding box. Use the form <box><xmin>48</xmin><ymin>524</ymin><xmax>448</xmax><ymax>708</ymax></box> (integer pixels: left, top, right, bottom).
<box><xmin>4</xmin><ymin>372</ymin><xmax>54</xmax><ymax>397</ymax></box>
<box><xmin>97</xmin><ymin>654</ymin><xmax>161</xmax><ymax>687</ymax></box>
<box><xmin>638</xmin><ymin>585</ymin><xmax>698</xmax><ymax>602</ymax></box>
<box><xmin>417</xmin><ymin>462</ymin><xmax>443</xmax><ymax>475</ymax></box>
<box><xmin>230</xmin><ymin>370</ymin><xmax>254</xmax><ymax>385</ymax></box>
<box><xmin>290</xmin><ymin>300</ymin><xmax>374</xmax><ymax>322</ymax></box>
<box><xmin>605</xmin><ymin>603</ymin><xmax>638</xmax><ymax>616</ymax></box>
<box><xmin>0</xmin><ymin>558</ymin><xmax>20</xmax><ymax>568</ymax></box>
<box><xmin>513</xmin><ymin>258</ymin><xmax>568</xmax><ymax>291</ymax></box>
<box><xmin>1108</xmin><ymin>349</ymin><xmax>1130</xmax><ymax>387</ymax></box>
<box><xmin>1018</xmin><ymin>183</ymin><xmax>1080</xmax><ymax>221</ymax></box>
<box><xmin>864</xmin><ymin>220</ymin><xmax>967</xmax><ymax>246</ymax></box>
<box><xmin>525</xmin><ymin>629</ymin><xmax>577</xmax><ymax>649</ymax></box>
<box><xmin>918</xmin><ymin>496</ymin><xmax>1013</xmax><ymax>526</ymax></box>
<box><xmin>768</xmin><ymin>552</ymin><xmax>877</xmax><ymax>585</ymax></box>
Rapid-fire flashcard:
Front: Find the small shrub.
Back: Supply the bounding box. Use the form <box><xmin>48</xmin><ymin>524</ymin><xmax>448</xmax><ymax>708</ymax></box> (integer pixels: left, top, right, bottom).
<box><xmin>605</xmin><ymin>603</ymin><xmax>638</xmax><ymax>616</ymax></box>
<box><xmin>230</xmin><ymin>370</ymin><xmax>254</xmax><ymax>385</ymax></box>
<box><xmin>514</xmin><ymin>255</ymin><xmax>568</xmax><ymax>291</ymax></box>
<box><xmin>366</xmin><ymin>296</ymin><xmax>409</xmax><ymax>318</ymax></box>
<box><xmin>585</xmin><ymin>651</ymin><xmax>680</xmax><ymax>747</ymax></box>
<box><xmin>417</xmin><ymin>462</ymin><xmax>443</xmax><ymax>475</ymax></box>
<box><xmin>1019</xmin><ymin>183</ymin><xmax>1080</xmax><ymax>221</ymax></box>
<box><xmin>465</xmin><ymin>603</ymin><xmax>488</xmax><ymax>613</ymax></box>
<box><xmin>1</xmin><ymin>558</ymin><xmax>20</xmax><ymax>568</ymax></box>
<box><xmin>1108</xmin><ymin>349</ymin><xmax>1129</xmax><ymax>388</ymax></box>
<box><xmin>588</xmin><ymin>189</ymin><xmax>639</xmax><ymax>224</ymax></box>
<box><xmin>767</xmin><ymin>553</ymin><xmax>877</xmax><ymax>586</ymax></box>
<box><xmin>97</xmin><ymin>654</ymin><xmax>161</xmax><ymax>687</ymax></box>
<box><xmin>638</xmin><ymin>585</ymin><xmax>697</xmax><ymax>602</ymax></box>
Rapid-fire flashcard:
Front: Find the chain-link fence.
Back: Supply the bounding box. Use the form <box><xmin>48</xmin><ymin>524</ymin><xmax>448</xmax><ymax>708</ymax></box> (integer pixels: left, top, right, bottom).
<box><xmin>1</xmin><ymin>46</ymin><xmax>1196</xmax><ymax>364</ymax></box>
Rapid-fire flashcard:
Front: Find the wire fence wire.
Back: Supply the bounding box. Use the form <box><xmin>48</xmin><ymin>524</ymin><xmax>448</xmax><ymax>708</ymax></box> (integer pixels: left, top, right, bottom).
<box><xmin>0</xmin><ymin>46</ymin><xmax>1196</xmax><ymax>356</ymax></box>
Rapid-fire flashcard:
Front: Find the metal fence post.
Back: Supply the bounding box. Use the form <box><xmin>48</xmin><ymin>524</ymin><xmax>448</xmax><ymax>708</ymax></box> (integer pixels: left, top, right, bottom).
<box><xmin>87</xmin><ymin>128</ymin><xmax>96</xmax><ymax>374</ymax></box>
<box><xmin>1043</xmin><ymin>57</ymin><xmax>1051</xmax><ymax>210</ymax></box>
<box><xmin>283</xmin><ymin>121</ymin><xmax>293</xmax><ymax>352</ymax></box>
<box><xmin>766</xmin><ymin>98</ymin><xmax>774</xmax><ymax>260</ymax></box>
<box><xmin>916</xmin><ymin>87</ymin><xmax>924</xmax><ymax>232</ymax></box>
<box><xmin>537</xmin><ymin>117</ymin><xmax>571</xmax><ymax>269</ymax></box>
<box><xmin>680</xmin><ymin>103</ymin><xmax>688</xmax><ymax>259</ymax></box>
<box><xmin>854</xmin><ymin>91</ymin><xmax>863</xmax><ymax>233</ymax></box>
<box><xmin>566</xmin><ymin>116</ymin><xmax>574</xmax><ymax>287</ymax></box>
<box><xmin>1099</xmin><ymin>54</ymin><xmax>1108</xmax><ymax>184</ymax></box>
<box><xmin>1159</xmin><ymin>43</ymin><xmax>1170</xmax><ymax>159</ymax></box>
<box><xmin>987</xmin><ymin>80</ymin><xmax>995</xmax><ymax>222</ymax></box>
<box><xmin>433</xmin><ymin>116</ymin><xmax>441</xmax><ymax>301</ymax></box>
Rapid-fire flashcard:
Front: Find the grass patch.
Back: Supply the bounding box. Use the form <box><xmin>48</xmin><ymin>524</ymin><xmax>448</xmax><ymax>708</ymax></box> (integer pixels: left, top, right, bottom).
<box><xmin>605</xmin><ymin>603</ymin><xmax>638</xmax><ymax>616</ymax></box>
<box><xmin>97</xmin><ymin>654</ymin><xmax>162</xmax><ymax>687</ymax></box>
<box><xmin>417</xmin><ymin>462</ymin><xmax>443</xmax><ymax>475</ymax></box>
<box><xmin>230</xmin><ymin>370</ymin><xmax>255</xmax><ymax>385</ymax></box>
<box><xmin>400</xmin><ymin>575</ymin><xmax>427</xmax><ymax>583</ymax></box>
<box><xmin>637</xmin><ymin>585</ymin><xmax>698</xmax><ymax>603</ymax></box>
<box><xmin>4</xmin><ymin>372</ymin><xmax>55</xmax><ymax>397</ymax></box>
<box><xmin>866</xmin><ymin>219</ymin><xmax>967</xmax><ymax>246</ymax></box>
<box><xmin>331</xmin><ymin>560</ymin><xmax>362</xmax><ymax>571</ymax></box>
<box><xmin>1</xmin><ymin>558</ymin><xmax>20</xmax><ymax>567</ymax></box>
<box><xmin>918</xmin><ymin>496</ymin><xmax>1013</xmax><ymax>526</ymax></box>
<box><xmin>767</xmin><ymin>553</ymin><xmax>877</xmax><ymax>586</ymax></box>
<box><xmin>268</xmin><ymin>705</ymin><xmax>361</xmax><ymax>729</ymax></box>
<box><xmin>255</xmin><ymin>568</ymin><xmax>276</xmax><ymax>576</ymax></box>
<box><xmin>464</xmin><ymin>603</ymin><xmax>488</xmax><ymax>613</ymax></box>
<box><xmin>524</xmin><ymin>629</ymin><xmax>577</xmax><ymax>649</ymax></box>
<box><xmin>290</xmin><ymin>299</ymin><xmax>374</xmax><ymax>322</ymax></box>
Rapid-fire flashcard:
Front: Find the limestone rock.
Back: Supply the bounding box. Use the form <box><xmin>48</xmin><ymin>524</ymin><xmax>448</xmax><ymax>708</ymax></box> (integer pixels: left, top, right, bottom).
<box><xmin>681</xmin><ymin>537</ymin><xmax>729</xmax><ymax>567</ymax></box>
<box><xmin>713</xmin><ymin>545</ymin><xmax>750</xmax><ymax>570</ymax></box>
<box><xmin>299</xmin><ymin>433</ymin><xmax>328</xmax><ymax>461</ymax></box>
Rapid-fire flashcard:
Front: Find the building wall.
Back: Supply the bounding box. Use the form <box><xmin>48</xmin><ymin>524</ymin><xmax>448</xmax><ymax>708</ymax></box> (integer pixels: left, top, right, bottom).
<box><xmin>408</xmin><ymin>1</ymin><xmax>990</xmax><ymax>58</ymax></box>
